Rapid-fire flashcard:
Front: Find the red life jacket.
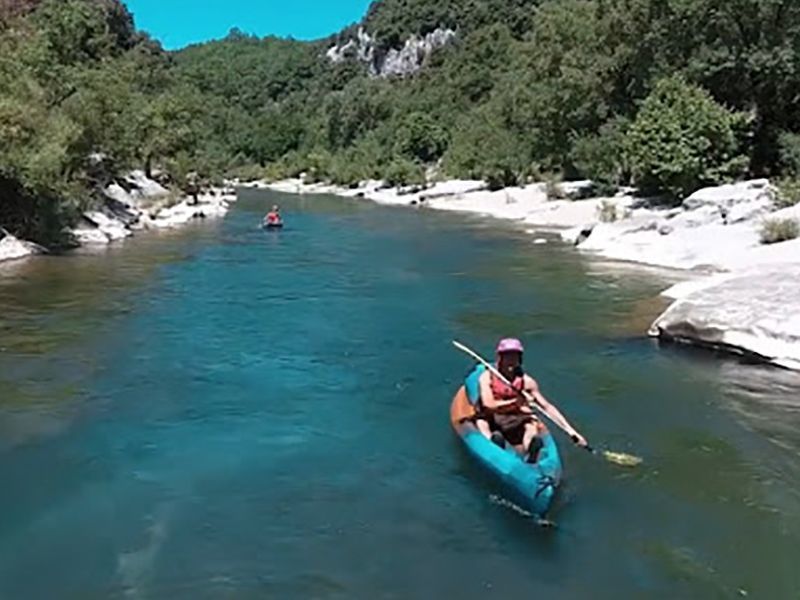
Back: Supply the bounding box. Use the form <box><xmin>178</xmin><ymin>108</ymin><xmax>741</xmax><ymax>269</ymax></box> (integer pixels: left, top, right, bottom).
<box><xmin>266</xmin><ymin>212</ymin><xmax>280</xmax><ymax>223</ymax></box>
<box><xmin>490</xmin><ymin>372</ymin><xmax>525</xmax><ymax>400</ymax></box>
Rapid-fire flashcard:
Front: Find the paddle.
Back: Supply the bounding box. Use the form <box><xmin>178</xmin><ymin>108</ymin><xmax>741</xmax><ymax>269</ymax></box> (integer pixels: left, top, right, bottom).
<box><xmin>452</xmin><ymin>340</ymin><xmax>642</xmax><ymax>467</ymax></box>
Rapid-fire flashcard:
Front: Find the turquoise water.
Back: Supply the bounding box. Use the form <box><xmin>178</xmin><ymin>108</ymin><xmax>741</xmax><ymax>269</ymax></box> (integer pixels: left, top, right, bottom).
<box><xmin>1</xmin><ymin>189</ymin><xmax>799</xmax><ymax>598</ymax></box>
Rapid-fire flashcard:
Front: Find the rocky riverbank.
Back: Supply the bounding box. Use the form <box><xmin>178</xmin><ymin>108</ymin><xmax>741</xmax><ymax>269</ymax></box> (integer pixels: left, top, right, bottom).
<box><xmin>0</xmin><ymin>170</ymin><xmax>236</xmax><ymax>263</ymax></box>
<box><xmin>260</xmin><ymin>177</ymin><xmax>800</xmax><ymax>370</ymax></box>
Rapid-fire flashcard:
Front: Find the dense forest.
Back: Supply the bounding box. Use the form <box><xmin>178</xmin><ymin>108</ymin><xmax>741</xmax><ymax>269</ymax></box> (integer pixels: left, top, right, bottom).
<box><xmin>2</xmin><ymin>0</ymin><xmax>800</xmax><ymax>246</ymax></box>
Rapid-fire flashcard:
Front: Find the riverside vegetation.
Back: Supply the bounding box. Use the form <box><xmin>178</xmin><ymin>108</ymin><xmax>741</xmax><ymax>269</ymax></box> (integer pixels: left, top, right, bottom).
<box><xmin>2</xmin><ymin>0</ymin><xmax>800</xmax><ymax>247</ymax></box>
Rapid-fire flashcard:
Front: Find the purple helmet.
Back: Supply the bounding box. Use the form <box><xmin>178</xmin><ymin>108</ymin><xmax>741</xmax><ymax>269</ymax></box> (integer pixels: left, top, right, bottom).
<box><xmin>496</xmin><ymin>338</ymin><xmax>524</xmax><ymax>354</ymax></box>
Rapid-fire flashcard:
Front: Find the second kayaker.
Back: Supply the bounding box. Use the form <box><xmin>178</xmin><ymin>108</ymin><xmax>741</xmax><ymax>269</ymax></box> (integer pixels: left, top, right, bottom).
<box><xmin>264</xmin><ymin>205</ymin><xmax>282</xmax><ymax>227</ymax></box>
<box><xmin>476</xmin><ymin>337</ymin><xmax>588</xmax><ymax>461</ymax></box>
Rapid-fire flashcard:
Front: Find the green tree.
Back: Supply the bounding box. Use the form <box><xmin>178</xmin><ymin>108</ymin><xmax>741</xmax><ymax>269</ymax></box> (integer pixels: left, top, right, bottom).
<box><xmin>570</xmin><ymin>117</ymin><xmax>630</xmax><ymax>189</ymax></box>
<box><xmin>778</xmin><ymin>132</ymin><xmax>800</xmax><ymax>177</ymax></box>
<box><xmin>394</xmin><ymin>111</ymin><xmax>448</xmax><ymax>163</ymax></box>
<box><xmin>444</xmin><ymin>107</ymin><xmax>526</xmax><ymax>188</ymax></box>
<box><xmin>136</xmin><ymin>87</ymin><xmax>205</xmax><ymax>179</ymax></box>
<box><xmin>384</xmin><ymin>157</ymin><xmax>425</xmax><ymax>187</ymax></box>
<box><xmin>625</xmin><ymin>76</ymin><xmax>749</xmax><ymax>200</ymax></box>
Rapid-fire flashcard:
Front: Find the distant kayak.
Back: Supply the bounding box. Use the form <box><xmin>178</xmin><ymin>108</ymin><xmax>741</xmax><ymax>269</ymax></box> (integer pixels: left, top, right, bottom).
<box><xmin>451</xmin><ymin>365</ymin><xmax>562</xmax><ymax>518</ymax></box>
<box><xmin>262</xmin><ymin>221</ymin><xmax>284</xmax><ymax>230</ymax></box>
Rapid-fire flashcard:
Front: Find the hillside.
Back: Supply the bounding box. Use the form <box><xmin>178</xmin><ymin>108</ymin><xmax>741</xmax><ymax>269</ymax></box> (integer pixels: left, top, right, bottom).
<box><xmin>2</xmin><ymin>0</ymin><xmax>800</xmax><ymax>246</ymax></box>
<box><xmin>175</xmin><ymin>0</ymin><xmax>800</xmax><ymax>193</ymax></box>
<box><xmin>0</xmin><ymin>0</ymin><xmax>195</xmax><ymax>244</ymax></box>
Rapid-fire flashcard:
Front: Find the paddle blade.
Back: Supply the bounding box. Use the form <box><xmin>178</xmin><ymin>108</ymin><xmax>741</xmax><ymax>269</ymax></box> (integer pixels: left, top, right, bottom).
<box><xmin>602</xmin><ymin>450</ymin><xmax>643</xmax><ymax>467</ymax></box>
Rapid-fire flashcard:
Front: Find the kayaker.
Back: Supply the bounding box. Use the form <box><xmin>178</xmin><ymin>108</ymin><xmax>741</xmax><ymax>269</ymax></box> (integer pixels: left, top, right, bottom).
<box><xmin>476</xmin><ymin>338</ymin><xmax>588</xmax><ymax>461</ymax></box>
<box><xmin>264</xmin><ymin>205</ymin><xmax>282</xmax><ymax>227</ymax></box>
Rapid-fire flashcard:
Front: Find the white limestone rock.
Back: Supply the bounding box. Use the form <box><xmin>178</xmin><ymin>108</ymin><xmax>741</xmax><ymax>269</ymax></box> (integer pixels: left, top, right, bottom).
<box><xmin>561</xmin><ymin>224</ymin><xmax>595</xmax><ymax>245</ymax></box>
<box><xmin>650</xmin><ymin>264</ymin><xmax>800</xmax><ymax>370</ymax></box>
<box><xmin>125</xmin><ymin>170</ymin><xmax>169</xmax><ymax>199</ymax></box>
<box><xmin>682</xmin><ymin>179</ymin><xmax>776</xmax><ymax>225</ymax></box>
<box><xmin>72</xmin><ymin>226</ymin><xmax>112</xmax><ymax>245</ymax></box>
<box><xmin>666</xmin><ymin>204</ymin><xmax>724</xmax><ymax>229</ymax></box>
<box><xmin>104</xmin><ymin>170</ymin><xmax>169</xmax><ymax>210</ymax></box>
<box><xmin>326</xmin><ymin>27</ymin><xmax>456</xmax><ymax>78</ymax></box>
<box><xmin>682</xmin><ymin>179</ymin><xmax>774</xmax><ymax>211</ymax></box>
<box><xmin>0</xmin><ymin>232</ymin><xmax>44</xmax><ymax>263</ymax></box>
<box><xmin>150</xmin><ymin>197</ymin><xmax>230</xmax><ymax>229</ymax></box>
<box><xmin>83</xmin><ymin>211</ymin><xmax>132</xmax><ymax>241</ymax></box>
<box><xmin>378</xmin><ymin>28</ymin><xmax>456</xmax><ymax>77</ymax></box>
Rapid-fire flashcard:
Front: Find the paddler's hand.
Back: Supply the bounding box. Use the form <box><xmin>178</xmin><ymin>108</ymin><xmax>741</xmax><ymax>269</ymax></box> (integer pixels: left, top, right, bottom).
<box><xmin>570</xmin><ymin>432</ymin><xmax>589</xmax><ymax>448</ymax></box>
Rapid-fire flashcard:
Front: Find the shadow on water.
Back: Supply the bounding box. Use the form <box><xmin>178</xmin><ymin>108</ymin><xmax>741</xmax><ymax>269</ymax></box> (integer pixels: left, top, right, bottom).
<box><xmin>0</xmin><ymin>189</ymin><xmax>799</xmax><ymax>598</ymax></box>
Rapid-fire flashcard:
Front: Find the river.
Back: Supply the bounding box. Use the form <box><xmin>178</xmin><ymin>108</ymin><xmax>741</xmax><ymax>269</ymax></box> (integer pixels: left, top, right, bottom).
<box><xmin>1</xmin><ymin>189</ymin><xmax>798</xmax><ymax>598</ymax></box>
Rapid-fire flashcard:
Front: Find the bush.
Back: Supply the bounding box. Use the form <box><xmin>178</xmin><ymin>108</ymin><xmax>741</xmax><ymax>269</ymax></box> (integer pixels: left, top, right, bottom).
<box><xmin>394</xmin><ymin>112</ymin><xmax>449</xmax><ymax>163</ymax></box>
<box><xmin>302</xmin><ymin>150</ymin><xmax>334</xmax><ymax>183</ymax></box>
<box><xmin>328</xmin><ymin>138</ymin><xmax>384</xmax><ymax>187</ymax></box>
<box><xmin>485</xmin><ymin>164</ymin><xmax>518</xmax><ymax>191</ymax></box>
<box><xmin>760</xmin><ymin>217</ymin><xmax>800</xmax><ymax>244</ymax></box>
<box><xmin>776</xmin><ymin>178</ymin><xmax>800</xmax><ymax>208</ymax></box>
<box><xmin>329</xmin><ymin>156</ymin><xmax>372</xmax><ymax>188</ymax></box>
<box><xmin>442</xmin><ymin>108</ymin><xmax>526</xmax><ymax>187</ymax></box>
<box><xmin>266</xmin><ymin>151</ymin><xmax>308</xmax><ymax>180</ymax></box>
<box><xmin>597</xmin><ymin>199</ymin><xmax>618</xmax><ymax>223</ymax></box>
<box><xmin>543</xmin><ymin>173</ymin><xmax>566</xmax><ymax>200</ymax></box>
<box><xmin>570</xmin><ymin>117</ymin><xmax>629</xmax><ymax>191</ymax></box>
<box><xmin>625</xmin><ymin>77</ymin><xmax>749</xmax><ymax>203</ymax></box>
<box><xmin>384</xmin><ymin>158</ymin><xmax>425</xmax><ymax>187</ymax></box>
<box><xmin>227</xmin><ymin>163</ymin><xmax>266</xmax><ymax>183</ymax></box>
<box><xmin>778</xmin><ymin>132</ymin><xmax>800</xmax><ymax>176</ymax></box>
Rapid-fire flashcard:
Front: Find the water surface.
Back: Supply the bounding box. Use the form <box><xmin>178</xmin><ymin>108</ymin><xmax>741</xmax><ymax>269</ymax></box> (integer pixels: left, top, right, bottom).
<box><xmin>1</xmin><ymin>190</ymin><xmax>798</xmax><ymax>598</ymax></box>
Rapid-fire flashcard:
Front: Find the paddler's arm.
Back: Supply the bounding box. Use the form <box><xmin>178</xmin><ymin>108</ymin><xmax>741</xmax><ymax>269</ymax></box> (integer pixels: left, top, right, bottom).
<box><xmin>526</xmin><ymin>378</ymin><xmax>588</xmax><ymax>447</ymax></box>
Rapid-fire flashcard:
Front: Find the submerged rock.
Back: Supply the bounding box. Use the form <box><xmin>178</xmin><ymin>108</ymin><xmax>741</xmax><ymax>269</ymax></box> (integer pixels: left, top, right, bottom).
<box><xmin>650</xmin><ymin>264</ymin><xmax>800</xmax><ymax>370</ymax></box>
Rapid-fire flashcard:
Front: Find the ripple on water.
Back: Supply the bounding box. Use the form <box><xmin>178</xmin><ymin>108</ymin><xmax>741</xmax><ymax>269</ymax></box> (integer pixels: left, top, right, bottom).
<box><xmin>0</xmin><ymin>191</ymin><xmax>799</xmax><ymax>598</ymax></box>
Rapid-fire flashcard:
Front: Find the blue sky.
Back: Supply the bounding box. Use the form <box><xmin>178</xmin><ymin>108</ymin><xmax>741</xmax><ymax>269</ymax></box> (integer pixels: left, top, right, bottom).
<box><xmin>125</xmin><ymin>0</ymin><xmax>373</xmax><ymax>49</ymax></box>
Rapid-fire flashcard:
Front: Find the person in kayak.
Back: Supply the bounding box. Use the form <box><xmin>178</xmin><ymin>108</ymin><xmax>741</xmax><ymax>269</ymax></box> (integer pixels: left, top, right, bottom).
<box><xmin>264</xmin><ymin>205</ymin><xmax>282</xmax><ymax>227</ymax></box>
<box><xmin>476</xmin><ymin>338</ymin><xmax>588</xmax><ymax>461</ymax></box>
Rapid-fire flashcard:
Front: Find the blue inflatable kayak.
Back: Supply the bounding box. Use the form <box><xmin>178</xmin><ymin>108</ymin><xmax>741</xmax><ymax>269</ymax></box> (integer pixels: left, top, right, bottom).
<box><xmin>450</xmin><ymin>366</ymin><xmax>563</xmax><ymax>518</ymax></box>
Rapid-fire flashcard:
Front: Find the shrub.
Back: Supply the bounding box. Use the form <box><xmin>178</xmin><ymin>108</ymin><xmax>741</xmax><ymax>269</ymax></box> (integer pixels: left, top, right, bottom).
<box><xmin>302</xmin><ymin>150</ymin><xmax>334</xmax><ymax>183</ymax></box>
<box><xmin>543</xmin><ymin>173</ymin><xmax>566</xmax><ymax>200</ymax></box>
<box><xmin>597</xmin><ymin>199</ymin><xmax>618</xmax><ymax>223</ymax></box>
<box><xmin>442</xmin><ymin>108</ymin><xmax>526</xmax><ymax>187</ymax></box>
<box><xmin>485</xmin><ymin>164</ymin><xmax>518</xmax><ymax>190</ymax></box>
<box><xmin>760</xmin><ymin>217</ymin><xmax>800</xmax><ymax>244</ymax></box>
<box><xmin>384</xmin><ymin>158</ymin><xmax>425</xmax><ymax>187</ymax></box>
<box><xmin>227</xmin><ymin>163</ymin><xmax>266</xmax><ymax>183</ymax></box>
<box><xmin>625</xmin><ymin>76</ymin><xmax>749</xmax><ymax>203</ymax></box>
<box><xmin>329</xmin><ymin>155</ymin><xmax>377</xmax><ymax>188</ymax></box>
<box><xmin>776</xmin><ymin>178</ymin><xmax>800</xmax><ymax>208</ymax></box>
<box><xmin>570</xmin><ymin>117</ymin><xmax>629</xmax><ymax>191</ymax></box>
<box><xmin>394</xmin><ymin>112</ymin><xmax>449</xmax><ymax>164</ymax></box>
<box><xmin>778</xmin><ymin>132</ymin><xmax>800</xmax><ymax>176</ymax></box>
